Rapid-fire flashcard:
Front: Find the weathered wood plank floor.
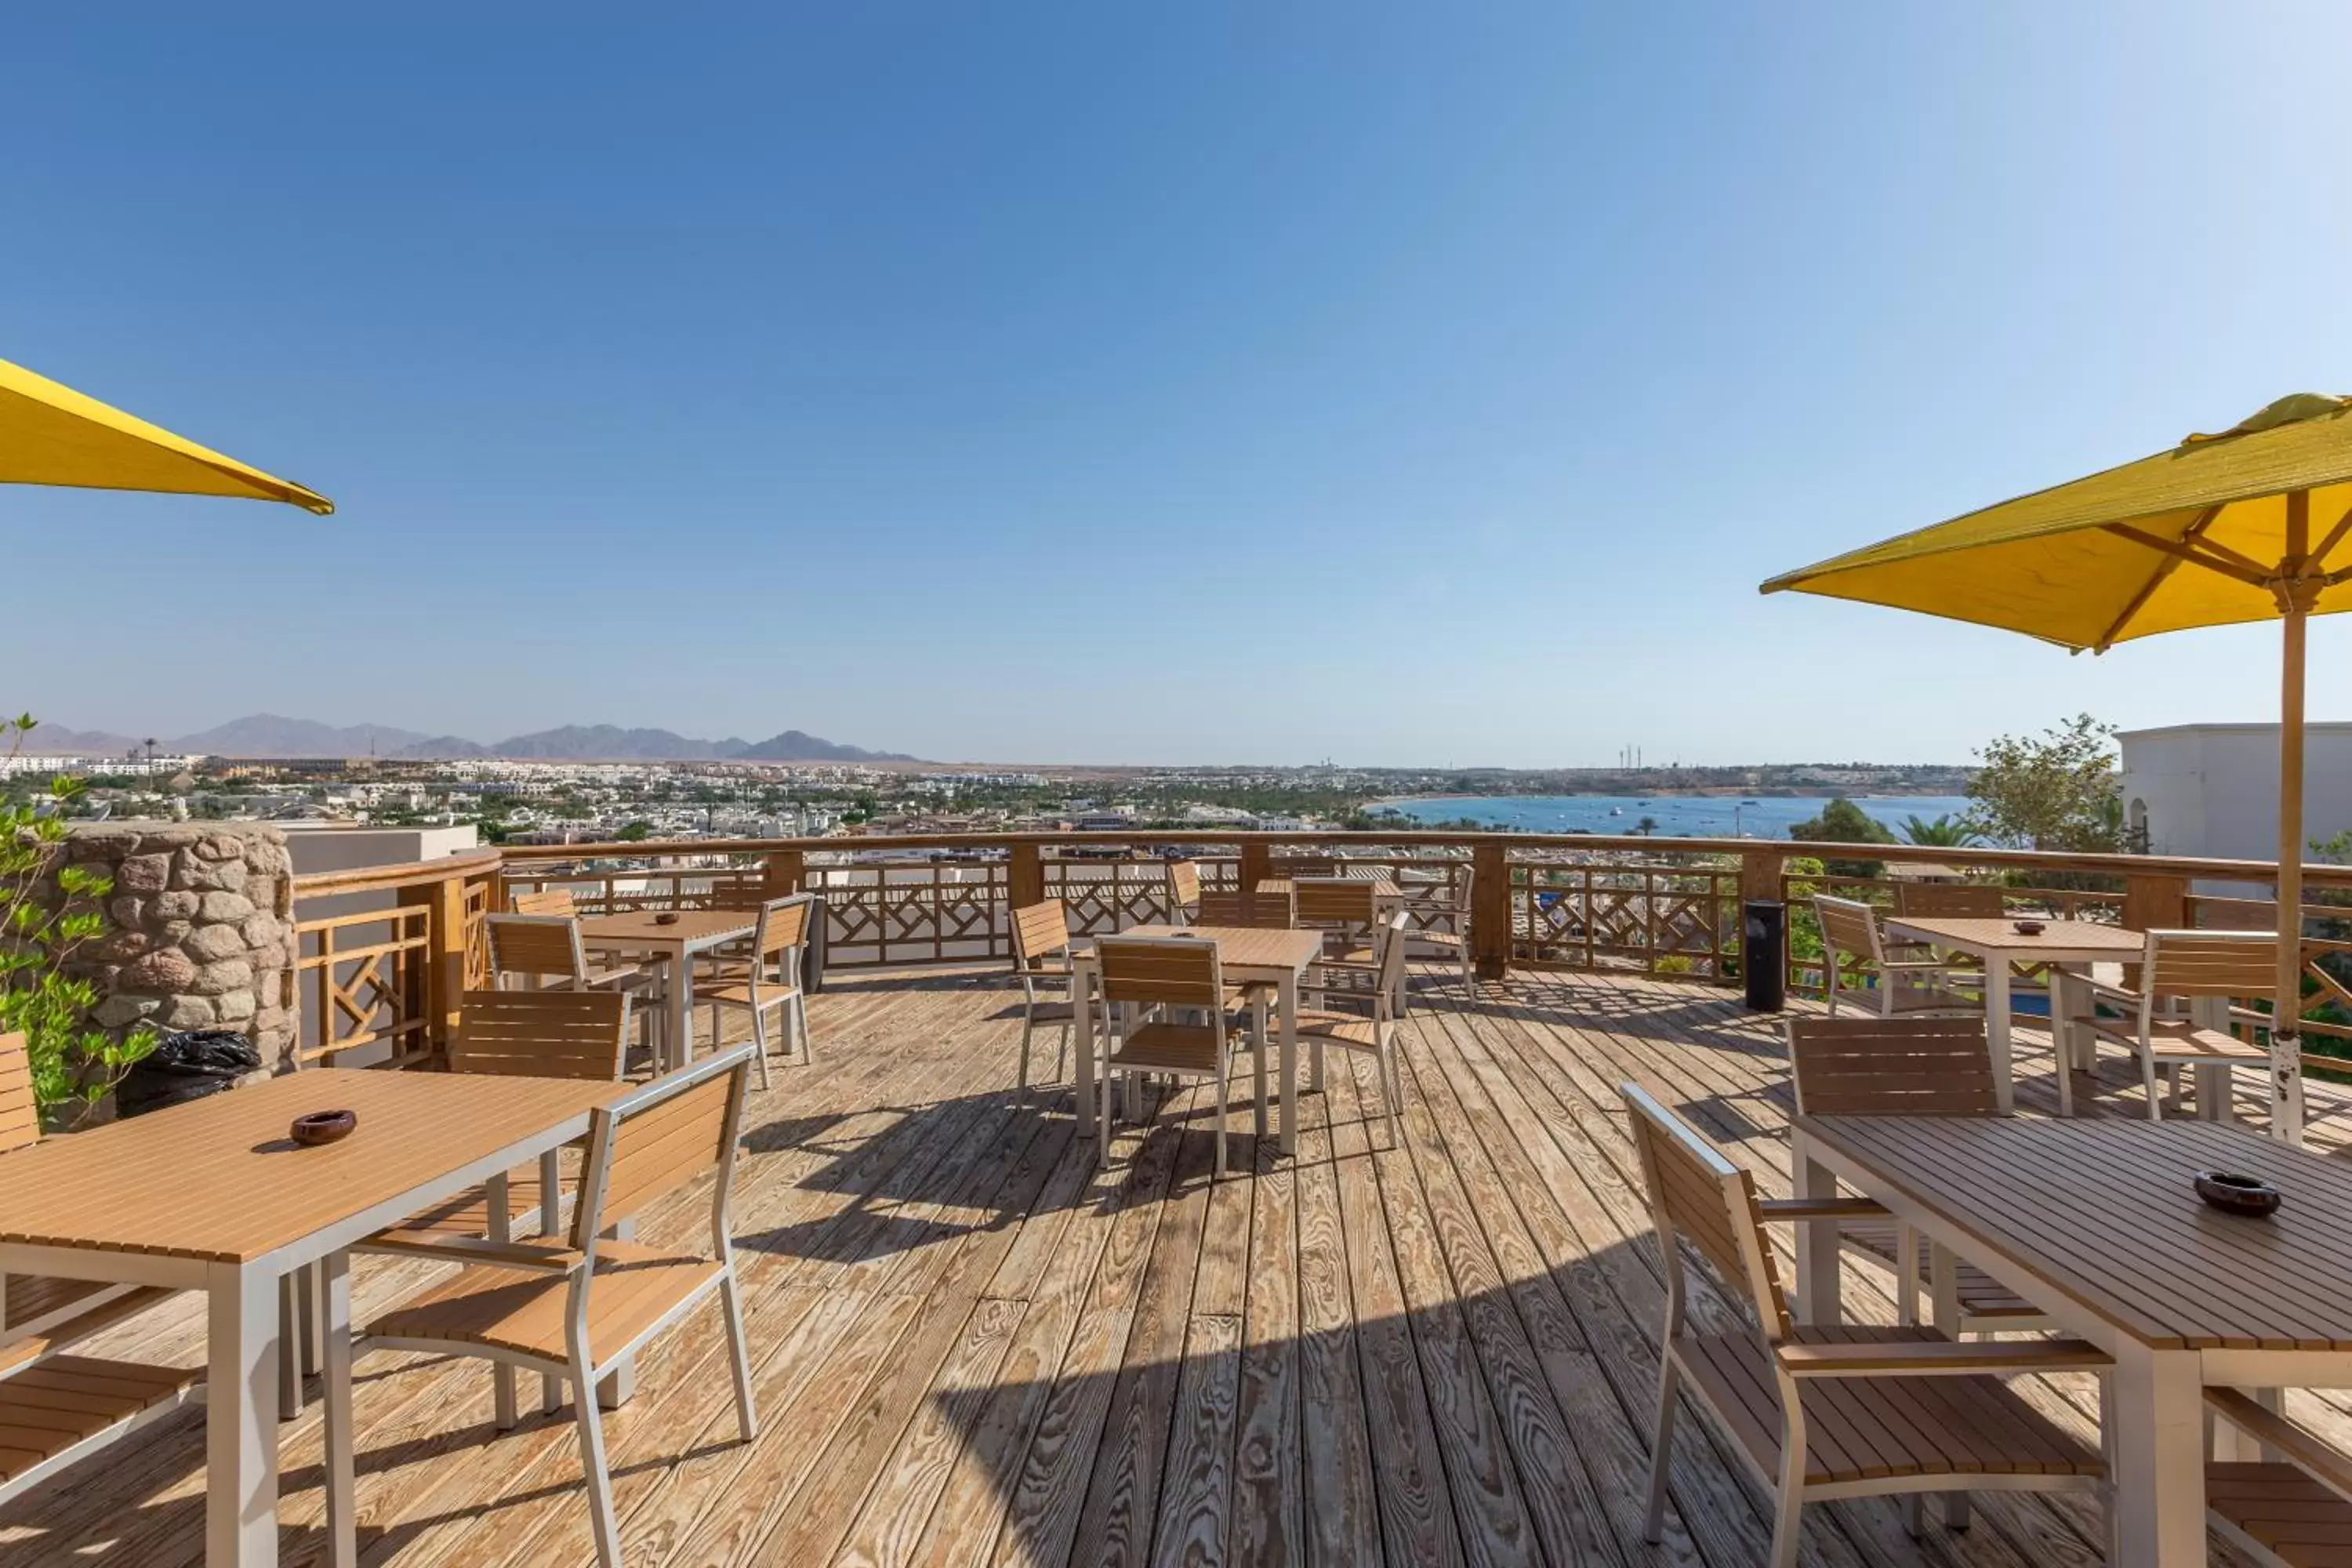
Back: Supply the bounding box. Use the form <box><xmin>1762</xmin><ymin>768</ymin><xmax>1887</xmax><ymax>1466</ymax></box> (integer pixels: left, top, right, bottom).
<box><xmin>6</xmin><ymin>962</ymin><xmax>2349</xmax><ymax>1566</ymax></box>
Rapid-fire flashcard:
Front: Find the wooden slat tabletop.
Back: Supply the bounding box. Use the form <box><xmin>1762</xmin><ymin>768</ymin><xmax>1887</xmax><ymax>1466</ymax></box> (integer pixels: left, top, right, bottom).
<box><xmin>1800</xmin><ymin>1114</ymin><xmax>2352</xmax><ymax>1349</ymax></box>
<box><xmin>1882</xmin><ymin>915</ymin><xmax>2146</xmax><ymax>956</ymax></box>
<box><xmin>577</xmin><ymin>910</ymin><xmax>755</xmax><ymax>946</ymax></box>
<box><xmin>1115</xmin><ymin>924</ymin><xmax>1325</xmax><ymax>977</ymax></box>
<box><xmin>0</xmin><ymin>1069</ymin><xmax>626</xmax><ymax>1264</ymax></box>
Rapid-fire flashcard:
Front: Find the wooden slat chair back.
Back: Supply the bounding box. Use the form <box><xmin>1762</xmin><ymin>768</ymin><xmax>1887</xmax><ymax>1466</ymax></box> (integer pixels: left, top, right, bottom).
<box><xmin>575</xmin><ymin>1065</ymin><xmax>742</xmax><ymax>1244</ymax></box>
<box><xmin>1267</xmin><ymin>855</ymin><xmax>1335</xmax><ymax>880</ymax></box>
<box><xmin>450</xmin><ymin>989</ymin><xmax>631</xmax><ymax>1080</ymax></box>
<box><xmin>1011</xmin><ymin>900</ymin><xmax>1073</xmax><ymax>968</ymax></box>
<box><xmin>1293</xmin><ymin>877</ymin><xmax>1377</xmax><ymax>928</ymax></box>
<box><xmin>0</xmin><ymin>1031</ymin><xmax>194</xmax><ymax>1510</ymax></box>
<box><xmin>1165</xmin><ymin>860</ymin><xmax>1203</xmax><ymax>925</ymax></box>
<box><xmin>0</xmin><ymin>1032</ymin><xmax>38</xmax><ymax>1157</ymax></box>
<box><xmin>2145</xmin><ymin>928</ymin><xmax>2278</xmax><ymax>998</ymax></box>
<box><xmin>1194</xmin><ymin>889</ymin><xmax>1294</xmax><ymax>929</ymax></box>
<box><xmin>1785</xmin><ymin>1015</ymin><xmax>1999</xmax><ymax>1117</ymax></box>
<box><xmin>1782</xmin><ymin>1016</ymin><xmax>2044</xmax><ymax>1332</ymax></box>
<box><xmin>1008</xmin><ymin>901</ymin><xmax>1077</xmax><ymax>1102</ymax></box>
<box><xmin>1621</xmin><ymin>1081</ymin><xmax>2110</xmax><ymax>1567</ymax></box>
<box><xmin>1095</xmin><ymin>936</ymin><xmax>1223</xmax><ymax>1013</ymax></box>
<box><xmin>753</xmin><ymin>895</ymin><xmax>814</xmax><ymax>963</ymax></box>
<box><xmin>1893</xmin><ymin>882</ymin><xmax>2005</xmax><ymax>920</ymax></box>
<box><xmin>1812</xmin><ymin>895</ymin><xmax>1884</xmax><ymax>970</ymax></box>
<box><xmin>511</xmin><ymin>887</ymin><xmax>579</xmax><ymax>916</ymax></box>
<box><xmin>487</xmin><ymin>913</ymin><xmax>592</xmax><ymax>982</ymax></box>
<box><xmin>359</xmin><ymin>1047</ymin><xmax>759</xmax><ymax>1568</ymax></box>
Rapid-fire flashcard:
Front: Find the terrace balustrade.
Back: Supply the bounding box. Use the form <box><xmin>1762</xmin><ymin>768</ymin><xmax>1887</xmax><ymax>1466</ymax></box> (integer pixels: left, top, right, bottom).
<box><xmin>283</xmin><ymin>829</ymin><xmax>2352</xmax><ymax>1070</ymax></box>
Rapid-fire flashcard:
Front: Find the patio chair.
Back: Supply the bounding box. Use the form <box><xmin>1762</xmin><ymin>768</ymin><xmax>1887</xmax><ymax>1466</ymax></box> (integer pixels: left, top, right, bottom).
<box><xmin>1164</xmin><ymin>859</ymin><xmax>1203</xmax><ymax>926</ymax></box>
<box><xmin>357</xmin><ymin>1046</ymin><xmax>760</xmax><ymax>1568</ymax></box>
<box><xmin>2071</xmin><ymin>928</ymin><xmax>2292</xmax><ymax>1134</ymax></box>
<box><xmin>1621</xmin><ymin>1081</ymin><xmax>2111</xmax><ymax>1566</ymax></box>
<box><xmin>2205</xmin><ymin>1386</ymin><xmax>2352</xmax><ymax>1568</ymax></box>
<box><xmin>1091</xmin><ymin>935</ymin><xmax>1261</xmax><ymax>1178</ymax></box>
<box><xmin>1293</xmin><ymin>911</ymin><xmax>1412</xmax><ymax>1145</ymax></box>
<box><xmin>0</xmin><ymin>1033</ymin><xmax>194</xmax><ymax>1510</ymax></box>
<box><xmin>697</xmin><ymin>893</ymin><xmax>815</xmax><ymax>1087</ymax></box>
<box><xmin>1813</xmin><ymin>895</ymin><xmax>1980</xmax><ymax>1018</ymax></box>
<box><xmin>510</xmin><ymin>887</ymin><xmax>579</xmax><ymax>916</ymax></box>
<box><xmin>1783</xmin><ymin>1014</ymin><xmax>2051</xmax><ymax>1334</ymax></box>
<box><xmin>1009</xmin><ymin>899</ymin><xmax>1077</xmax><ymax>1102</ymax></box>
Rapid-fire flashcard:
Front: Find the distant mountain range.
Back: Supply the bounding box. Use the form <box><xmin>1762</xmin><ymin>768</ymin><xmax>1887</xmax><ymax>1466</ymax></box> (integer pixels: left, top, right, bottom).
<box><xmin>19</xmin><ymin>713</ymin><xmax>919</xmax><ymax>764</ymax></box>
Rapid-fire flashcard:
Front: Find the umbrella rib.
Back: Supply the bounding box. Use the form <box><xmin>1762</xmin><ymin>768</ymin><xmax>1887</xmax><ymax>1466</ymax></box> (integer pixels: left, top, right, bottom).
<box><xmin>2092</xmin><ymin>506</ymin><xmax>2225</xmax><ymax>650</ymax></box>
<box><xmin>2100</xmin><ymin>522</ymin><xmax>2273</xmax><ymax>586</ymax></box>
<box><xmin>2310</xmin><ymin>500</ymin><xmax>2352</xmax><ymax>572</ymax></box>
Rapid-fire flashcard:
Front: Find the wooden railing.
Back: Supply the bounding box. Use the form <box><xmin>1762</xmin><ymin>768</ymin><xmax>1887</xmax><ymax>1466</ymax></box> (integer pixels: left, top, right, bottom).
<box><xmin>290</xmin><ymin>830</ymin><xmax>2352</xmax><ymax>1064</ymax></box>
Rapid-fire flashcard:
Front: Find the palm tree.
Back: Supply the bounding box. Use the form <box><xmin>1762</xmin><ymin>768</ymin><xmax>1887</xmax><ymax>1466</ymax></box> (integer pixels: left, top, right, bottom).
<box><xmin>1900</xmin><ymin>813</ymin><xmax>1982</xmax><ymax>848</ymax></box>
<box><xmin>1635</xmin><ymin>815</ymin><xmax>1660</xmax><ymax>837</ymax></box>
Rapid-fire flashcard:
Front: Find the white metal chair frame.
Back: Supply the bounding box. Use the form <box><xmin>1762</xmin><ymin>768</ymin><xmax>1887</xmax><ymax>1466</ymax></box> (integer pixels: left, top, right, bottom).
<box><xmin>487</xmin><ymin>912</ymin><xmax>667</xmax><ymax>1061</ymax></box>
<box><xmin>1396</xmin><ymin>862</ymin><xmax>1476</xmax><ymax>1000</ymax></box>
<box><xmin>357</xmin><ymin>1045</ymin><xmax>760</xmax><ymax>1568</ymax></box>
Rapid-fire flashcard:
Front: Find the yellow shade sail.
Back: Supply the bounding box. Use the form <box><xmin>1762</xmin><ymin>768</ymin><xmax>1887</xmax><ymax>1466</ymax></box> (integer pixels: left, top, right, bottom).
<box><xmin>0</xmin><ymin>354</ymin><xmax>332</xmax><ymax>515</ymax></box>
<box><xmin>1762</xmin><ymin>394</ymin><xmax>2352</xmax><ymax>649</ymax></box>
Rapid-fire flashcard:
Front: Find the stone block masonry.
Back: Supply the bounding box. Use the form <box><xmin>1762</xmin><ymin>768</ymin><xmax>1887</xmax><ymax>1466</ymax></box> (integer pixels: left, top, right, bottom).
<box><xmin>57</xmin><ymin>821</ymin><xmax>297</xmax><ymax>1070</ymax></box>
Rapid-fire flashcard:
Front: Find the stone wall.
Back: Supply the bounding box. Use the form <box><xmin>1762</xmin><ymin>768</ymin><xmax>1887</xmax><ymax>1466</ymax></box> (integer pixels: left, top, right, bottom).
<box><xmin>58</xmin><ymin>822</ymin><xmax>297</xmax><ymax>1070</ymax></box>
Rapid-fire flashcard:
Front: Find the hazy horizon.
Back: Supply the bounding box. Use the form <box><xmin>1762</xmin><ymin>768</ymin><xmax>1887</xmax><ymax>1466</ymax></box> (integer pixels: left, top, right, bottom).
<box><xmin>13</xmin><ymin>5</ymin><xmax>2352</xmax><ymax>766</ymax></box>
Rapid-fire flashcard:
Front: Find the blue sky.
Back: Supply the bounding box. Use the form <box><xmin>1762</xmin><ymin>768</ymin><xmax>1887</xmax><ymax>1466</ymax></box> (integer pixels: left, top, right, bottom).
<box><xmin>9</xmin><ymin>3</ymin><xmax>2352</xmax><ymax>767</ymax></box>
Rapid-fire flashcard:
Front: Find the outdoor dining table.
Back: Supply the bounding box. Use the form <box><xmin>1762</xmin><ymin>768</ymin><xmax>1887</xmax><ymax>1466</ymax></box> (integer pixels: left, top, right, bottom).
<box><xmin>1881</xmin><ymin>914</ymin><xmax>2147</xmax><ymax>1114</ymax></box>
<box><xmin>0</xmin><ymin>1065</ymin><xmax>628</xmax><ymax>1568</ymax></box>
<box><xmin>1070</xmin><ymin>924</ymin><xmax>1326</xmax><ymax>1156</ymax></box>
<box><xmin>1791</xmin><ymin>1111</ymin><xmax>2352</xmax><ymax>1566</ymax></box>
<box><xmin>577</xmin><ymin>908</ymin><xmax>757</xmax><ymax>1070</ymax></box>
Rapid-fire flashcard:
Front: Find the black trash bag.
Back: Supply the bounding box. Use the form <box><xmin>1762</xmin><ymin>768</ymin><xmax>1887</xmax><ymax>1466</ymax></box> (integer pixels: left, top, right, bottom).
<box><xmin>117</xmin><ymin>1029</ymin><xmax>263</xmax><ymax>1118</ymax></box>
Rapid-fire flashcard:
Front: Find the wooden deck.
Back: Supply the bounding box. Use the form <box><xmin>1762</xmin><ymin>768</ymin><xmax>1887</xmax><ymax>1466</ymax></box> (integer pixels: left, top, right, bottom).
<box><xmin>6</xmin><ymin>963</ymin><xmax>2350</xmax><ymax>1566</ymax></box>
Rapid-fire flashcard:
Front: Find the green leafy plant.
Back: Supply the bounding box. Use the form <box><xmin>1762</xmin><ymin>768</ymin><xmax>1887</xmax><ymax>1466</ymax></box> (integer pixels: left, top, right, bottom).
<box><xmin>0</xmin><ymin>715</ymin><xmax>158</xmax><ymax>1125</ymax></box>
<box><xmin>1963</xmin><ymin>714</ymin><xmax>2122</xmax><ymax>852</ymax></box>
<box><xmin>1787</xmin><ymin>796</ymin><xmax>1896</xmax><ymax>878</ymax></box>
<box><xmin>1900</xmin><ymin>812</ymin><xmax>1983</xmax><ymax>848</ymax></box>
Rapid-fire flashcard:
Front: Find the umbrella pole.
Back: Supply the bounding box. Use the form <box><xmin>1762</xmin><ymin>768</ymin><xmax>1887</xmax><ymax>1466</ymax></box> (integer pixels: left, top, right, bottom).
<box><xmin>2274</xmin><ymin>492</ymin><xmax>2313</xmax><ymax>1142</ymax></box>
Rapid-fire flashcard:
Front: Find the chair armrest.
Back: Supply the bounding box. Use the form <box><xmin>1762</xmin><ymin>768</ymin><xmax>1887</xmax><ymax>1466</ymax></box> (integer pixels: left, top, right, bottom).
<box><xmin>1774</xmin><ymin>1338</ymin><xmax>2110</xmax><ymax>1378</ymax></box>
<box><xmin>1757</xmin><ymin>1197</ymin><xmax>1888</xmax><ymax>1221</ymax></box>
<box><xmin>2205</xmin><ymin>1388</ymin><xmax>2352</xmax><ymax>1505</ymax></box>
<box><xmin>359</xmin><ymin>1232</ymin><xmax>587</xmax><ymax>1273</ymax></box>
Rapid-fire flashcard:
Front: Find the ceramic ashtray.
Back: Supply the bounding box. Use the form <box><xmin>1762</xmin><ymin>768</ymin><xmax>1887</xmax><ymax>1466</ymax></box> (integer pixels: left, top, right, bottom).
<box><xmin>2194</xmin><ymin>1170</ymin><xmax>2281</xmax><ymax>1217</ymax></box>
<box><xmin>654</xmin><ymin>911</ymin><xmax>682</xmax><ymax>925</ymax></box>
<box><xmin>291</xmin><ymin>1109</ymin><xmax>358</xmax><ymax>1147</ymax></box>
<box><xmin>2011</xmin><ymin>919</ymin><xmax>2045</xmax><ymax>936</ymax></box>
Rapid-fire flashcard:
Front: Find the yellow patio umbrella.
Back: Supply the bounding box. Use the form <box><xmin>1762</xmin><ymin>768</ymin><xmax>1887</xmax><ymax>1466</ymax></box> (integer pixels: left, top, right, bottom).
<box><xmin>0</xmin><ymin>354</ymin><xmax>332</xmax><ymax>514</ymax></box>
<box><xmin>1762</xmin><ymin>392</ymin><xmax>2352</xmax><ymax>1138</ymax></box>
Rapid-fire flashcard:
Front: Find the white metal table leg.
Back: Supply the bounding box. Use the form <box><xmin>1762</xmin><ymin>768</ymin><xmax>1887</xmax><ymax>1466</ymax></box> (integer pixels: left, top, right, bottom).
<box><xmin>321</xmin><ymin>1250</ymin><xmax>357</xmax><ymax>1568</ymax></box>
<box><xmin>487</xmin><ymin>1170</ymin><xmax>517</xmax><ymax>1428</ymax></box>
<box><xmin>1984</xmin><ymin>959</ymin><xmax>2016</xmax><ymax>1113</ymax></box>
<box><xmin>207</xmin><ymin>1262</ymin><xmax>281</xmax><ymax>1568</ymax></box>
<box><xmin>1789</xmin><ymin>1129</ymin><xmax>1842</xmax><ymax>1326</ymax></box>
<box><xmin>2109</xmin><ymin>1344</ymin><xmax>2209</xmax><ymax>1566</ymax></box>
<box><xmin>1278</xmin><ymin>971</ymin><xmax>1299</xmax><ymax>1156</ymax></box>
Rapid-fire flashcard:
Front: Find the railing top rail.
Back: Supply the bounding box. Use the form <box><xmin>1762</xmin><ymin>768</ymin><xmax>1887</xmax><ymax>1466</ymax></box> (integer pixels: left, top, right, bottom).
<box><xmin>488</xmin><ymin>830</ymin><xmax>2352</xmax><ymax>887</ymax></box>
<box><xmin>291</xmin><ymin>848</ymin><xmax>504</xmax><ymax>898</ymax></box>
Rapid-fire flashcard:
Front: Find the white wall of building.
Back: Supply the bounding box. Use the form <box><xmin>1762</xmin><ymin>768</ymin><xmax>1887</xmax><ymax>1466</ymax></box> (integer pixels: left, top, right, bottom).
<box><xmin>2118</xmin><ymin>724</ymin><xmax>2352</xmax><ymax>889</ymax></box>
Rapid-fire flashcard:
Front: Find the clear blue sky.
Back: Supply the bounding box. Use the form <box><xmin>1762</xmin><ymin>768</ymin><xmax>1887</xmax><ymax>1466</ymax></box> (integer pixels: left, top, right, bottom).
<box><xmin>10</xmin><ymin>3</ymin><xmax>2352</xmax><ymax>767</ymax></box>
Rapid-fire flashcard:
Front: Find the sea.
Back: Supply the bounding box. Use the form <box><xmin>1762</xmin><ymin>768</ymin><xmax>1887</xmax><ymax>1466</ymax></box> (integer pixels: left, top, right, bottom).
<box><xmin>1377</xmin><ymin>793</ymin><xmax>1972</xmax><ymax>841</ymax></box>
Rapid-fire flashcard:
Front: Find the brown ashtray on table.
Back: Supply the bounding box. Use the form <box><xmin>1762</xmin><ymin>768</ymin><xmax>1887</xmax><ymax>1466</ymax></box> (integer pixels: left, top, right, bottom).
<box><xmin>2194</xmin><ymin>1170</ymin><xmax>2282</xmax><ymax>1217</ymax></box>
<box><xmin>2010</xmin><ymin>919</ymin><xmax>2045</xmax><ymax>936</ymax></box>
<box><xmin>291</xmin><ymin>1109</ymin><xmax>357</xmax><ymax>1147</ymax></box>
<box><xmin>654</xmin><ymin>911</ymin><xmax>682</xmax><ymax>926</ymax></box>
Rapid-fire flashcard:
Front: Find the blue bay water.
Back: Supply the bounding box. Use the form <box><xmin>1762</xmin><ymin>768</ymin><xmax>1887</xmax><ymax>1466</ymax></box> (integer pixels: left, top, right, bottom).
<box><xmin>1378</xmin><ymin>793</ymin><xmax>1972</xmax><ymax>841</ymax></box>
